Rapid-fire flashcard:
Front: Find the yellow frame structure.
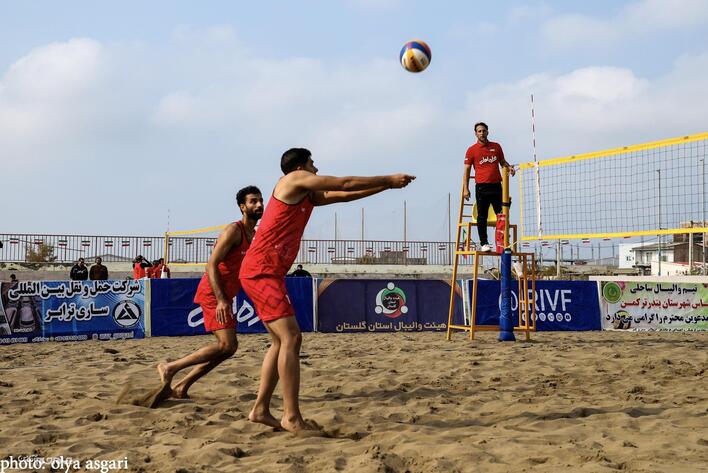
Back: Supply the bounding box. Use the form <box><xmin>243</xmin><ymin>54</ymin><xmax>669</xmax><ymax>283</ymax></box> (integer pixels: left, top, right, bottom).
<box><xmin>163</xmin><ymin>224</ymin><xmax>228</xmax><ymax>267</ymax></box>
<box><xmin>518</xmin><ymin>131</ymin><xmax>708</xmax><ymax>240</ymax></box>
<box><xmin>446</xmin><ymin>167</ymin><xmax>537</xmax><ymax>341</ymax></box>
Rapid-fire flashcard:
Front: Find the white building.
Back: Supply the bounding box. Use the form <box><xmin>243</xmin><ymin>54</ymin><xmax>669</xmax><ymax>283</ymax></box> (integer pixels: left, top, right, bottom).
<box><xmin>629</xmin><ymin>242</ymin><xmax>680</xmax><ymax>275</ymax></box>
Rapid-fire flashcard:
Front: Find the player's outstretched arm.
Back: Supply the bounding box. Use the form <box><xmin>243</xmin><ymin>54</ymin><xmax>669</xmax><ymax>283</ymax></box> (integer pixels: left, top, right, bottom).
<box><xmin>289</xmin><ymin>171</ymin><xmax>415</xmax><ymax>193</ymax></box>
<box><xmin>311</xmin><ymin>185</ymin><xmax>389</xmax><ymax>206</ymax></box>
<box><xmin>309</xmin><ymin>174</ymin><xmax>415</xmax><ymax>206</ymax></box>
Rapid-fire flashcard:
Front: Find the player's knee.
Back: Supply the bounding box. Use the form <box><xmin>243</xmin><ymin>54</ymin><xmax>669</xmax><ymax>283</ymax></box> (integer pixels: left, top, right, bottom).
<box><xmin>218</xmin><ymin>340</ymin><xmax>238</xmax><ymax>357</ymax></box>
<box><xmin>282</xmin><ymin>331</ymin><xmax>302</xmax><ymax>351</ymax></box>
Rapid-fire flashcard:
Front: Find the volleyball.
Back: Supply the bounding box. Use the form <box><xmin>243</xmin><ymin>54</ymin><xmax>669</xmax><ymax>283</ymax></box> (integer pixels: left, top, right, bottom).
<box><xmin>399</xmin><ymin>40</ymin><xmax>431</xmax><ymax>73</ymax></box>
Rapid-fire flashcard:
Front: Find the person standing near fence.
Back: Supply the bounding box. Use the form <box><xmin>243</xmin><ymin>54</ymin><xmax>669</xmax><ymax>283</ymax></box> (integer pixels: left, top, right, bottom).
<box><xmin>132</xmin><ymin>256</ymin><xmax>151</xmax><ymax>279</ymax></box>
<box><xmin>89</xmin><ymin>257</ymin><xmax>109</xmax><ymax>280</ymax></box>
<box><xmin>70</xmin><ymin>258</ymin><xmax>89</xmax><ymax>280</ymax></box>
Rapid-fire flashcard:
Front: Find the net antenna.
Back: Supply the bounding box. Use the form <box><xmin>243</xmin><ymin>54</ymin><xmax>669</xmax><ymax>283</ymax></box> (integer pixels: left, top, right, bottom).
<box><xmin>530</xmin><ymin>94</ymin><xmax>543</xmax><ymax>239</ymax></box>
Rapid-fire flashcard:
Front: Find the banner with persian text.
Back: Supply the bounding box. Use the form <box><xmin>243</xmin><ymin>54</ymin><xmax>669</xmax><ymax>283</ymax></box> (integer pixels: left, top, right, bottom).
<box><xmin>317</xmin><ymin>279</ymin><xmax>464</xmax><ymax>332</ymax></box>
<box><xmin>0</xmin><ymin>280</ymin><xmax>146</xmax><ymax>344</ymax></box>
<box><xmin>598</xmin><ymin>280</ymin><xmax>708</xmax><ymax>331</ymax></box>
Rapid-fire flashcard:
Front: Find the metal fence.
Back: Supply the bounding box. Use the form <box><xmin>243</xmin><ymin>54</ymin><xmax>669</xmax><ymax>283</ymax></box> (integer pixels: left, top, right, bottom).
<box><xmin>0</xmin><ymin>234</ymin><xmax>166</xmax><ymax>264</ymax></box>
<box><xmin>1</xmin><ymin>234</ymin><xmax>466</xmax><ymax>265</ymax></box>
<box><xmin>294</xmin><ymin>239</ymin><xmax>456</xmax><ymax>265</ymax></box>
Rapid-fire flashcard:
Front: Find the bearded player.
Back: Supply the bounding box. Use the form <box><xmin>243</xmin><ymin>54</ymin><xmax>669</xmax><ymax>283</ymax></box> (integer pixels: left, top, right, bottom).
<box><xmin>240</xmin><ymin>148</ymin><xmax>415</xmax><ymax>432</ymax></box>
<box><xmin>157</xmin><ymin>186</ymin><xmax>263</xmax><ymax>400</ymax></box>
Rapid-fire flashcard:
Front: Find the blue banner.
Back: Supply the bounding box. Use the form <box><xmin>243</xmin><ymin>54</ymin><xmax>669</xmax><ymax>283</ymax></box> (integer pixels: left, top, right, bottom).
<box><xmin>150</xmin><ymin>277</ymin><xmax>315</xmax><ymax>337</ymax></box>
<box><xmin>0</xmin><ymin>280</ymin><xmax>147</xmax><ymax>344</ymax></box>
<box><xmin>470</xmin><ymin>280</ymin><xmax>601</xmax><ymax>331</ymax></box>
<box><xmin>317</xmin><ymin>279</ymin><xmax>465</xmax><ymax>332</ymax></box>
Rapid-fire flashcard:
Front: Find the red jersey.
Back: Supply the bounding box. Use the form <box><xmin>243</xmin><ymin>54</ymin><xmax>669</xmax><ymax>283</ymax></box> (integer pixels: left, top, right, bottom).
<box><xmin>194</xmin><ymin>221</ymin><xmax>250</xmax><ymax>305</ymax></box>
<box><xmin>464</xmin><ymin>141</ymin><xmax>505</xmax><ymax>184</ymax></box>
<box><xmin>133</xmin><ymin>263</ymin><xmax>146</xmax><ymax>279</ymax></box>
<box><xmin>150</xmin><ymin>263</ymin><xmax>170</xmax><ymax>278</ymax></box>
<box><xmin>240</xmin><ymin>193</ymin><xmax>314</xmax><ymax>278</ymax></box>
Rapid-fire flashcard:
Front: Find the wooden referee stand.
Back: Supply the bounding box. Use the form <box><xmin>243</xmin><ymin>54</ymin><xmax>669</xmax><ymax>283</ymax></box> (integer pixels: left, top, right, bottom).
<box><xmin>446</xmin><ymin>167</ymin><xmax>536</xmax><ymax>341</ymax></box>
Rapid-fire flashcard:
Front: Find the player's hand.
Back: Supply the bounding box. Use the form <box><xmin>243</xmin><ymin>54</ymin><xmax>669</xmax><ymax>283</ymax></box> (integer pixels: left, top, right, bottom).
<box><xmin>216</xmin><ymin>299</ymin><xmax>232</xmax><ymax>325</ymax></box>
<box><xmin>508</xmin><ymin>165</ymin><xmax>516</xmax><ymax>177</ymax></box>
<box><xmin>463</xmin><ymin>188</ymin><xmax>471</xmax><ymax>200</ymax></box>
<box><xmin>389</xmin><ymin>174</ymin><xmax>416</xmax><ymax>189</ymax></box>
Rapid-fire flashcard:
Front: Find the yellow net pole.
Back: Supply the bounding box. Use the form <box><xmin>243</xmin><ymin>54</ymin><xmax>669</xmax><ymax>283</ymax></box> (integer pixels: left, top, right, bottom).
<box><xmin>163</xmin><ymin>232</ymin><xmax>170</xmax><ymax>266</ymax></box>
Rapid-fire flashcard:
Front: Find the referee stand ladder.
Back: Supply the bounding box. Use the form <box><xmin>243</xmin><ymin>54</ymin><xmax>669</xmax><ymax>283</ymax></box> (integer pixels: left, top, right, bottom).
<box><xmin>446</xmin><ymin>167</ymin><xmax>536</xmax><ymax>341</ymax></box>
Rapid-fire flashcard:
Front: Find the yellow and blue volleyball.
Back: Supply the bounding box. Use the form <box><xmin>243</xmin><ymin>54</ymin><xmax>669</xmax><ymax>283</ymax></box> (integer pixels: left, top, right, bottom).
<box><xmin>399</xmin><ymin>40</ymin><xmax>431</xmax><ymax>73</ymax></box>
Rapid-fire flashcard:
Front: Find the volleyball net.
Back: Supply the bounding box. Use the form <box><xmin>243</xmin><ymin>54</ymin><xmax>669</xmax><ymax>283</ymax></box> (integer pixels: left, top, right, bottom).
<box><xmin>164</xmin><ymin>224</ymin><xmax>227</xmax><ymax>266</ymax></box>
<box><xmin>519</xmin><ymin>132</ymin><xmax>708</xmax><ymax>241</ymax></box>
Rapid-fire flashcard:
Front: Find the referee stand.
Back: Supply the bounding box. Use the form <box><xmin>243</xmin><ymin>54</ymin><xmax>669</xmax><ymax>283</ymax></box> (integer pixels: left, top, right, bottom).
<box><xmin>446</xmin><ymin>167</ymin><xmax>536</xmax><ymax>341</ymax></box>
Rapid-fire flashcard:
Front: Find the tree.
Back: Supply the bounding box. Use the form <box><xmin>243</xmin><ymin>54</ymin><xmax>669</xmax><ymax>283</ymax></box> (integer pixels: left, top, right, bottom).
<box><xmin>26</xmin><ymin>243</ymin><xmax>57</xmax><ymax>262</ymax></box>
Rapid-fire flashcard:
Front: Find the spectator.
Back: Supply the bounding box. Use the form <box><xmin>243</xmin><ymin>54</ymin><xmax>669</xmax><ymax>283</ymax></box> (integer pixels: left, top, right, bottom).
<box><xmin>149</xmin><ymin>258</ymin><xmax>170</xmax><ymax>279</ymax></box>
<box><xmin>89</xmin><ymin>257</ymin><xmax>109</xmax><ymax>280</ymax></box>
<box><xmin>132</xmin><ymin>255</ymin><xmax>152</xmax><ymax>279</ymax></box>
<box><xmin>70</xmin><ymin>258</ymin><xmax>89</xmax><ymax>280</ymax></box>
<box><xmin>8</xmin><ymin>273</ymin><xmax>18</xmax><ymax>288</ymax></box>
<box><xmin>290</xmin><ymin>264</ymin><xmax>312</xmax><ymax>277</ymax></box>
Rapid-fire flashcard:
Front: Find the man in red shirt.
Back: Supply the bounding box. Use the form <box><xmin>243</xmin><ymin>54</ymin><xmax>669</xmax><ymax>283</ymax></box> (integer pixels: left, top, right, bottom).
<box><xmin>157</xmin><ymin>186</ymin><xmax>263</xmax><ymax>401</ymax></box>
<box><xmin>132</xmin><ymin>256</ymin><xmax>151</xmax><ymax>279</ymax></box>
<box><xmin>462</xmin><ymin>122</ymin><xmax>515</xmax><ymax>252</ymax></box>
<box><xmin>240</xmin><ymin>148</ymin><xmax>415</xmax><ymax>432</ymax></box>
<box><xmin>149</xmin><ymin>258</ymin><xmax>171</xmax><ymax>278</ymax></box>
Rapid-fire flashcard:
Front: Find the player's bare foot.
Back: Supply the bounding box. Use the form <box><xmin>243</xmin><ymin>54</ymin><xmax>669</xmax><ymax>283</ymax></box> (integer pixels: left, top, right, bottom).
<box><xmin>248</xmin><ymin>408</ymin><xmax>282</xmax><ymax>429</ymax></box>
<box><xmin>156</xmin><ymin>362</ymin><xmax>173</xmax><ymax>385</ymax></box>
<box><xmin>280</xmin><ymin>415</ymin><xmax>316</xmax><ymax>433</ymax></box>
<box><xmin>170</xmin><ymin>384</ymin><xmax>191</xmax><ymax>399</ymax></box>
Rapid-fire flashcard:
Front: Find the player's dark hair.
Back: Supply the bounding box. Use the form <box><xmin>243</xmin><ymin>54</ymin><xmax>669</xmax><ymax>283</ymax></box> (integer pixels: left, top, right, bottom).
<box><xmin>236</xmin><ymin>185</ymin><xmax>262</xmax><ymax>206</ymax></box>
<box><xmin>474</xmin><ymin>122</ymin><xmax>488</xmax><ymax>131</ymax></box>
<box><xmin>281</xmin><ymin>148</ymin><xmax>311</xmax><ymax>174</ymax></box>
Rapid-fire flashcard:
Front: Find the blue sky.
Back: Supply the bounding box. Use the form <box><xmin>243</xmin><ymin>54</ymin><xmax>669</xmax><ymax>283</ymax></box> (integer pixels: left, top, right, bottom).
<box><xmin>2</xmin><ymin>0</ymin><xmax>708</xmax><ymax>243</ymax></box>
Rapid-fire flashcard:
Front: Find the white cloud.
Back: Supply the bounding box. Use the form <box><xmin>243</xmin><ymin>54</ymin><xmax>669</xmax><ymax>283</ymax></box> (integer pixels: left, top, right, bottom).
<box><xmin>149</xmin><ymin>51</ymin><xmax>441</xmax><ymax>167</ymax></box>
<box><xmin>623</xmin><ymin>0</ymin><xmax>708</xmax><ymax>29</ymax></box>
<box><xmin>463</xmin><ymin>55</ymin><xmax>708</xmax><ymax>162</ymax></box>
<box><xmin>3</xmin><ymin>22</ymin><xmax>707</xmax><ymax>238</ymax></box>
<box><xmin>555</xmin><ymin>67</ymin><xmax>648</xmax><ymax>103</ymax></box>
<box><xmin>543</xmin><ymin>0</ymin><xmax>708</xmax><ymax>47</ymax></box>
<box><xmin>0</xmin><ymin>39</ymin><xmax>104</xmax><ymax>145</ymax></box>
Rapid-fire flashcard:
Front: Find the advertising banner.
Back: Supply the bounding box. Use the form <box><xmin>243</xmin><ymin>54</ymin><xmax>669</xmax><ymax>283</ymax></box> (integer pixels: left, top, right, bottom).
<box><xmin>150</xmin><ymin>277</ymin><xmax>315</xmax><ymax>337</ymax></box>
<box><xmin>598</xmin><ymin>280</ymin><xmax>708</xmax><ymax>331</ymax></box>
<box><xmin>471</xmin><ymin>280</ymin><xmax>601</xmax><ymax>331</ymax></box>
<box><xmin>317</xmin><ymin>279</ymin><xmax>465</xmax><ymax>333</ymax></box>
<box><xmin>0</xmin><ymin>280</ymin><xmax>147</xmax><ymax>344</ymax></box>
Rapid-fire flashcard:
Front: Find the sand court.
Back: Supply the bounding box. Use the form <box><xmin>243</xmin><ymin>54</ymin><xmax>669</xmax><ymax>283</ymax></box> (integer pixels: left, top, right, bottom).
<box><xmin>0</xmin><ymin>331</ymin><xmax>707</xmax><ymax>472</ymax></box>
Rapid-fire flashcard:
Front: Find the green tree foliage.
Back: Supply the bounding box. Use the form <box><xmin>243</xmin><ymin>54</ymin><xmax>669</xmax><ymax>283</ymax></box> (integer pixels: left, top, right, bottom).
<box><xmin>26</xmin><ymin>243</ymin><xmax>57</xmax><ymax>262</ymax></box>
